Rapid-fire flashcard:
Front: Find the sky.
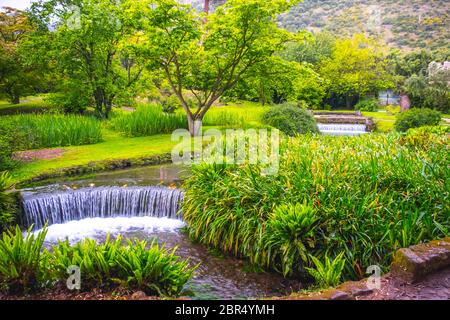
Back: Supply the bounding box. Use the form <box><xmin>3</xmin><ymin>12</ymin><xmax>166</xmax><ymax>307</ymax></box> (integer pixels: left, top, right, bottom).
<box><xmin>0</xmin><ymin>0</ymin><xmax>33</xmax><ymax>10</ymax></box>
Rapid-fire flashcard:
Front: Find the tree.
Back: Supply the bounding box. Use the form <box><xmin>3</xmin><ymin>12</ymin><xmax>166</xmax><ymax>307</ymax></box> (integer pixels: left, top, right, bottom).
<box><xmin>127</xmin><ymin>0</ymin><xmax>301</xmax><ymax>136</ymax></box>
<box><xmin>29</xmin><ymin>0</ymin><xmax>145</xmax><ymax>117</ymax></box>
<box><xmin>0</xmin><ymin>7</ymin><xmax>38</xmax><ymax>104</ymax></box>
<box><xmin>281</xmin><ymin>31</ymin><xmax>335</xmax><ymax>66</ymax></box>
<box><xmin>404</xmin><ymin>62</ymin><xmax>450</xmax><ymax>112</ymax></box>
<box><xmin>319</xmin><ymin>34</ymin><xmax>393</xmax><ymax>109</ymax></box>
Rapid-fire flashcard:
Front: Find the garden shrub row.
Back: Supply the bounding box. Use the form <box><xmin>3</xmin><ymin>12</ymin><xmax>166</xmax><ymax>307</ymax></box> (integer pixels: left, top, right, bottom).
<box><xmin>0</xmin><ymin>226</ymin><xmax>196</xmax><ymax>296</ymax></box>
<box><xmin>182</xmin><ymin>131</ymin><xmax>449</xmax><ymax>283</ymax></box>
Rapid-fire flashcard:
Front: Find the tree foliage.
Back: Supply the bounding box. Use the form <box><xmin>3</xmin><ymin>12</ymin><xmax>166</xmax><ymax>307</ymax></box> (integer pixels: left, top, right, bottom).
<box><xmin>126</xmin><ymin>0</ymin><xmax>301</xmax><ymax>135</ymax></box>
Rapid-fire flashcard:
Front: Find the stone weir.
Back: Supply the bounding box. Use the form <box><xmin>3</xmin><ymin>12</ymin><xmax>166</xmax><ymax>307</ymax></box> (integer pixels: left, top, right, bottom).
<box><xmin>313</xmin><ymin>112</ymin><xmax>376</xmax><ymax>134</ymax></box>
<box><xmin>20</xmin><ymin>186</ymin><xmax>184</xmax><ymax>229</ymax></box>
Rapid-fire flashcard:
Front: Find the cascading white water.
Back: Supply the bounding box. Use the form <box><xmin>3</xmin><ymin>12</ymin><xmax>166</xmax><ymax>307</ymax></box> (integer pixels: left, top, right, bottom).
<box><xmin>317</xmin><ymin>124</ymin><xmax>368</xmax><ymax>136</ymax></box>
<box><xmin>21</xmin><ymin>186</ymin><xmax>184</xmax><ymax>229</ymax></box>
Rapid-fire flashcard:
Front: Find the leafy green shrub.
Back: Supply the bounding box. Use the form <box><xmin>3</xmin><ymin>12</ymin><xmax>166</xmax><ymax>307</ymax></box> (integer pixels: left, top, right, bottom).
<box><xmin>5</xmin><ymin>114</ymin><xmax>103</xmax><ymax>149</ymax></box>
<box><xmin>262</xmin><ymin>104</ymin><xmax>319</xmax><ymax>136</ymax></box>
<box><xmin>354</xmin><ymin>98</ymin><xmax>379</xmax><ymax>112</ymax></box>
<box><xmin>49</xmin><ymin>235</ymin><xmax>195</xmax><ymax>296</ymax></box>
<box><xmin>263</xmin><ymin>203</ymin><xmax>318</xmax><ymax>276</ymax></box>
<box><xmin>161</xmin><ymin>95</ymin><xmax>182</xmax><ymax>114</ymax></box>
<box><xmin>182</xmin><ymin>133</ymin><xmax>449</xmax><ymax>282</ymax></box>
<box><xmin>0</xmin><ymin>172</ymin><xmax>18</xmax><ymax>232</ymax></box>
<box><xmin>305</xmin><ymin>253</ymin><xmax>346</xmax><ymax>289</ymax></box>
<box><xmin>111</xmin><ymin>104</ymin><xmax>187</xmax><ymax>137</ymax></box>
<box><xmin>400</xmin><ymin>125</ymin><xmax>450</xmax><ymax>150</ymax></box>
<box><xmin>385</xmin><ymin>105</ymin><xmax>401</xmax><ymax>115</ymax></box>
<box><xmin>0</xmin><ymin>119</ymin><xmax>23</xmax><ymax>171</ymax></box>
<box><xmin>395</xmin><ymin>108</ymin><xmax>442</xmax><ymax>132</ymax></box>
<box><xmin>0</xmin><ymin>226</ymin><xmax>48</xmax><ymax>294</ymax></box>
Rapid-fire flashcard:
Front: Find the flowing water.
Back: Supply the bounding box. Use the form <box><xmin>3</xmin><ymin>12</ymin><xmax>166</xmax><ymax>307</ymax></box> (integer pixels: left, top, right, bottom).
<box><xmin>318</xmin><ymin>123</ymin><xmax>368</xmax><ymax>136</ymax></box>
<box><xmin>21</xmin><ymin>167</ymin><xmax>304</xmax><ymax>299</ymax></box>
<box><xmin>22</xmin><ymin>186</ymin><xmax>184</xmax><ymax>229</ymax></box>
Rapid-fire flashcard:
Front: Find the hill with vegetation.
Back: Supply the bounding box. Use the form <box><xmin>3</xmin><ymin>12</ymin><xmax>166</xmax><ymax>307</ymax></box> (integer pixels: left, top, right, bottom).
<box><xmin>200</xmin><ymin>0</ymin><xmax>449</xmax><ymax>52</ymax></box>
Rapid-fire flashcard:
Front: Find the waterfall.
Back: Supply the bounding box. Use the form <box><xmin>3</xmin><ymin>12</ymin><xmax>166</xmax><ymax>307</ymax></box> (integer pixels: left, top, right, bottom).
<box><xmin>22</xmin><ymin>186</ymin><xmax>184</xmax><ymax>229</ymax></box>
<box><xmin>317</xmin><ymin>124</ymin><xmax>368</xmax><ymax>136</ymax></box>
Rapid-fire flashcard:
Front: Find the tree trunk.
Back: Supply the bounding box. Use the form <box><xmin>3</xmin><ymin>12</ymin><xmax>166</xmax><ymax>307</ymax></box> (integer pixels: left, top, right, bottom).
<box><xmin>187</xmin><ymin>114</ymin><xmax>202</xmax><ymax>137</ymax></box>
<box><xmin>345</xmin><ymin>96</ymin><xmax>352</xmax><ymax>109</ymax></box>
<box><xmin>11</xmin><ymin>95</ymin><xmax>20</xmax><ymax>105</ymax></box>
<box><xmin>104</xmin><ymin>98</ymin><xmax>113</xmax><ymax>119</ymax></box>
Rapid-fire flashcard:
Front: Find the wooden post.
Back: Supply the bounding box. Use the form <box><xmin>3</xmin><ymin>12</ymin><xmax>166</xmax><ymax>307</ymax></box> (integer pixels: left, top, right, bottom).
<box><xmin>204</xmin><ymin>0</ymin><xmax>210</xmax><ymax>14</ymax></box>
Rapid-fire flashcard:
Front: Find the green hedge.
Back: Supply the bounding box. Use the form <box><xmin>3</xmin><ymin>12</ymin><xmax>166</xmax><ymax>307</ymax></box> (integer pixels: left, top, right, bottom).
<box><xmin>395</xmin><ymin>108</ymin><xmax>442</xmax><ymax>132</ymax></box>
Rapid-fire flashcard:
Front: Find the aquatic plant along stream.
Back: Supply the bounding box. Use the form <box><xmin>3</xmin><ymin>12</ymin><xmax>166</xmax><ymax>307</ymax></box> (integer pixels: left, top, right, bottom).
<box><xmin>20</xmin><ymin>166</ymin><xmax>304</xmax><ymax>299</ymax></box>
<box><xmin>317</xmin><ymin>123</ymin><xmax>368</xmax><ymax>136</ymax></box>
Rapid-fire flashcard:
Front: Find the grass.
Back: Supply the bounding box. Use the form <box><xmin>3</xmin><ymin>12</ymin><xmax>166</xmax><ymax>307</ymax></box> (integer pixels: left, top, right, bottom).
<box><xmin>0</xmin><ymin>96</ymin><xmax>52</xmax><ymax>115</ymax></box>
<box><xmin>9</xmin><ymin>130</ymin><xmax>183</xmax><ymax>184</ymax></box>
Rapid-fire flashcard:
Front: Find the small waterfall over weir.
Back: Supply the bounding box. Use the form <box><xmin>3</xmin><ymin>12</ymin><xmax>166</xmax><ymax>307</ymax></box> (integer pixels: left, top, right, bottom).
<box><xmin>21</xmin><ymin>186</ymin><xmax>184</xmax><ymax>229</ymax></box>
<box><xmin>317</xmin><ymin>124</ymin><xmax>368</xmax><ymax>136</ymax></box>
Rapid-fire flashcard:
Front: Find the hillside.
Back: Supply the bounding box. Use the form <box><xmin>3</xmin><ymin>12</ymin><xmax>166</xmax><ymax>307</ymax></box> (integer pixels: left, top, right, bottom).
<box><xmin>190</xmin><ymin>0</ymin><xmax>449</xmax><ymax>52</ymax></box>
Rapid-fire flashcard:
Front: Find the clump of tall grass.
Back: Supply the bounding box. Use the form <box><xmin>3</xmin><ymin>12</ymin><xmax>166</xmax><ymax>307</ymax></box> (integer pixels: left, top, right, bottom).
<box><xmin>203</xmin><ymin>109</ymin><xmax>245</xmax><ymax>127</ymax></box>
<box><xmin>111</xmin><ymin>104</ymin><xmax>187</xmax><ymax>137</ymax></box>
<box><xmin>5</xmin><ymin>114</ymin><xmax>103</xmax><ymax>149</ymax></box>
<box><xmin>182</xmin><ymin>131</ymin><xmax>449</xmax><ymax>283</ymax></box>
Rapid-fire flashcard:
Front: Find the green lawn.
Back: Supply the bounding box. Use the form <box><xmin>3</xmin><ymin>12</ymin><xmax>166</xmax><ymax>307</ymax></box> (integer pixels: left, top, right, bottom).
<box><xmin>0</xmin><ymin>95</ymin><xmax>52</xmax><ymax>115</ymax></box>
<box><xmin>10</xmin><ymin>130</ymin><xmax>186</xmax><ymax>183</ymax></box>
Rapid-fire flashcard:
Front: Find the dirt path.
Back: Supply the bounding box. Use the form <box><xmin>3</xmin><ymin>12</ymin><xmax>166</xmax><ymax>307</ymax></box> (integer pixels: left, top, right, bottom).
<box><xmin>361</xmin><ymin>268</ymin><xmax>450</xmax><ymax>300</ymax></box>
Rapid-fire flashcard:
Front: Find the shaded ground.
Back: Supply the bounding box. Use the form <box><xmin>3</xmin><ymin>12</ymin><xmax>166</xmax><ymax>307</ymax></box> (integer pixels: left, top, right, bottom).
<box><xmin>0</xmin><ymin>286</ymin><xmax>161</xmax><ymax>300</ymax></box>
<box><xmin>361</xmin><ymin>268</ymin><xmax>450</xmax><ymax>300</ymax></box>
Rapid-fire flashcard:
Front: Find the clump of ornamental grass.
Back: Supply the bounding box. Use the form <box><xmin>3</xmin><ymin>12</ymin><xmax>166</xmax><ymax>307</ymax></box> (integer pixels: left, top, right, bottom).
<box><xmin>3</xmin><ymin>114</ymin><xmax>103</xmax><ymax>149</ymax></box>
<box><xmin>182</xmin><ymin>131</ymin><xmax>449</xmax><ymax>283</ymax></box>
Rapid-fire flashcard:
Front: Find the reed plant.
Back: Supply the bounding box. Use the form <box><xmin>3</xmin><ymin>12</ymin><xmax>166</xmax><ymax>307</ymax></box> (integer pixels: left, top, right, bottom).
<box><xmin>111</xmin><ymin>104</ymin><xmax>187</xmax><ymax>137</ymax></box>
<box><xmin>182</xmin><ymin>130</ymin><xmax>449</xmax><ymax>282</ymax></box>
<box><xmin>5</xmin><ymin>114</ymin><xmax>103</xmax><ymax>149</ymax></box>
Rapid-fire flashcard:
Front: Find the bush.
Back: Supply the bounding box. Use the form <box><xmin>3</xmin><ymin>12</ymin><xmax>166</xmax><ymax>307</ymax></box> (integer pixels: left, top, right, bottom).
<box><xmin>5</xmin><ymin>114</ymin><xmax>103</xmax><ymax>149</ymax></box>
<box><xmin>395</xmin><ymin>108</ymin><xmax>442</xmax><ymax>132</ymax></box>
<box><xmin>0</xmin><ymin>226</ymin><xmax>48</xmax><ymax>294</ymax></box>
<box><xmin>354</xmin><ymin>98</ymin><xmax>379</xmax><ymax>112</ymax></box>
<box><xmin>262</xmin><ymin>104</ymin><xmax>319</xmax><ymax>136</ymax></box>
<box><xmin>182</xmin><ymin>133</ymin><xmax>449</xmax><ymax>282</ymax></box>
<box><xmin>111</xmin><ymin>104</ymin><xmax>187</xmax><ymax>137</ymax></box>
<box><xmin>0</xmin><ymin>120</ymin><xmax>19</xmax><ymax>171</ymax></box>
<box><xmin>49</xmin><ymin>235</ymin><xmax>196</xmax><ymax>296</ymax></box>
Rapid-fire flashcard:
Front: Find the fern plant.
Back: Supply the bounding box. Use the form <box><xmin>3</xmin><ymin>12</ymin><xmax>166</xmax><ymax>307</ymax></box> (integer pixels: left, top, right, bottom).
<box><xmin>305</xmin><ymin>252</ymin><xmax>346</xmax><ymax>289</ymax></box>
<box><xmin>0</xmin><ymin>171</ymin><xmax>17</xmax><ymax>232</ymax></box>
<box><xmin>262</xmin><ymin>203</ymin><xmax>318</xmax><ymax>276</ymax></box>
<box><xmin>0</xmin><ymin>225</ymin><xmax>48</xmax><ymax>294</ymax></box>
